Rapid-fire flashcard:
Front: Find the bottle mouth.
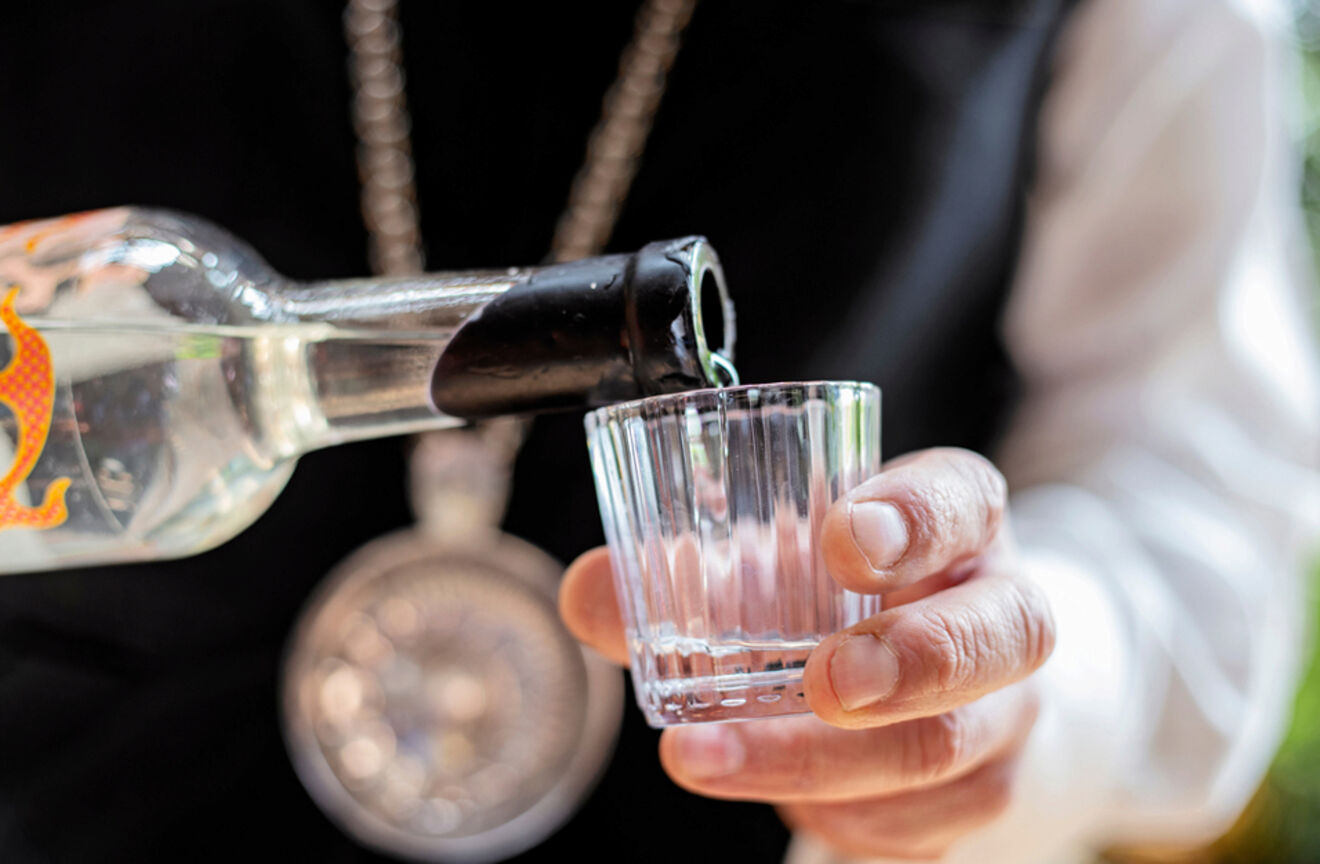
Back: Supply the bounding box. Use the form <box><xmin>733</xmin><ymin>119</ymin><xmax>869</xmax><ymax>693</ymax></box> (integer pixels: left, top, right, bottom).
<box><xmin>688</xmin><ymin>239</ymin><xmax>737</xmax><ymax>387</ymax></box>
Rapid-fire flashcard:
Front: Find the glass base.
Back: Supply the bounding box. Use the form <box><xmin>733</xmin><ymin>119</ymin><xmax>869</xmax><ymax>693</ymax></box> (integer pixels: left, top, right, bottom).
<box><xmin>634</xmin><ymin>644</ymin><xmax>816</xmax><ymax>726</ymax></box>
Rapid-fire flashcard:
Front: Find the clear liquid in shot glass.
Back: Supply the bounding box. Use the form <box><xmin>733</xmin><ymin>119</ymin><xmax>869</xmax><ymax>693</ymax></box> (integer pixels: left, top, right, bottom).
<box><xmin>587</xmin><ymin>380</ymin><xmax>881</xmax><ymax>725</ymax></box>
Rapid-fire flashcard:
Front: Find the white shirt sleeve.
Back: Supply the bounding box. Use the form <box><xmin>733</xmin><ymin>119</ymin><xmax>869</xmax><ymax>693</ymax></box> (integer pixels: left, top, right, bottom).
<box><xmin>788</xmin><ymin>0</ymin><xmax>1320</xmax><ymax>861</ymax></box>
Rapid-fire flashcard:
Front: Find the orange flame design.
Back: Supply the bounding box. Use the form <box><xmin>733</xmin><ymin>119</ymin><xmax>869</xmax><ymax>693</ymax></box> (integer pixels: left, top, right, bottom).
<box><xmin>0</xmin><ymin>286</ymin><xmax>70</xmax><ymax>531</ymax></box>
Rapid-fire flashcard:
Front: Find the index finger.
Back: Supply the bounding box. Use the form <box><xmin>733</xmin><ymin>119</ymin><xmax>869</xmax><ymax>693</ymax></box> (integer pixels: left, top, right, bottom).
<box><xmin>820</xmin><ymin>447</ymin><xmax>1007</xmax><ymax>595</ymax></box>
<box><xmin>803</xmin><ymin>569</ymin><xmax>1055</xmax><ymax>728</ymax></box>
<box><xmin>558</xmin><ymin>547</ymin><xmax>630</xmax><ymax>665</ymax></box>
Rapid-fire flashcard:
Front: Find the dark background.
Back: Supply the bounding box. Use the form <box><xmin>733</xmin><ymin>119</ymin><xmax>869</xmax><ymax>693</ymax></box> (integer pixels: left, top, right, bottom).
<box><xmin>0</xmin><ymin>1</ymin><xmax>1092</xmax><ymax>861</ymax></box>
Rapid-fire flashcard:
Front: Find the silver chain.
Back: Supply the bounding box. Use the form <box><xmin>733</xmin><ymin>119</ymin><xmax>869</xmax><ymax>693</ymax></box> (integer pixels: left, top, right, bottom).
<box><xmin>292</xmin><ymin>10</ymin><xmax>687</xmax><ymax>850</ymax></box>
<box><xmin>345</xmin><ymin>0</ymin><xmax>696</xmax><ymax>273</ymax></box>
<box><xmin>550</xmin><ymin>0</ymin><xmax>698</xmax><ymax>262</ymax></box>
<box><xmin>345</xmin><ymin>0</ymin><xmax>698</xmax><ymax>514</ymax></box>
<box><xmin>345</xmin><ymin>0</ymin><xmax>424</xmax><ymax>276</ymax></box>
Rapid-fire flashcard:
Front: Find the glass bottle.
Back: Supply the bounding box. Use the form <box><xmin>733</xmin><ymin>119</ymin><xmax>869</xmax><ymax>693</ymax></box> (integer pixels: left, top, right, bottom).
<box><xmin>0</xmin><ymin>207</ymin><xmax>734</xmax><ymax>574</ymax></box>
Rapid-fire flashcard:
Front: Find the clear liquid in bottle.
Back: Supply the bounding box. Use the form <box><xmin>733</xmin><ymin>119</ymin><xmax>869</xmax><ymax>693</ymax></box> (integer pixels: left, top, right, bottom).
<box><xmin>0</xmin><ymin>208</ymin><xmax>734</xmax><ymax>573</ymax></box>
<box><xmin>2</xmin><ymin>315</ymin><xmax>465</xmax><ymax>572</ymax></box>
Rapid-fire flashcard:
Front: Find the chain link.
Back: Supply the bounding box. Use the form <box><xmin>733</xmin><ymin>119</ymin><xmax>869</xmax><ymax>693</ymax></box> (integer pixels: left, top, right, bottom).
<box><xmin>345</xmin><ymin>0</ymin><xmax>424</xmax><ymax>276</ymax></box>
<box><xmin>345</xmin><ymin>0</ymin><xmax>697</xmax><ymax>272</ymax></box>
<box><xmin>550</xmin><ymin>0</ymin><xmax>698</xmax><ymax>262</ymax></box>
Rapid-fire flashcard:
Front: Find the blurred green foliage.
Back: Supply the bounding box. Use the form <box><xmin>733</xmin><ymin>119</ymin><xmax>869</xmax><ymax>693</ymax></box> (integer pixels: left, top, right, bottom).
<box><xmin>1212</xmin><ymin>567</ymin><xmax>1320</xmax><ymax>863</ymax></box>
<box><xmin>1213</xmin><ymin>8</ymin><xmax>1320</xmax><ymax>861</ymax></box>
<box><xmin>1300</xmin><ymin>8</ymin><xmax>1320</xmax><ymax>294</ymax></box>
<box><xmin>1107</xmin><ymin>566</ymin><xmax>1320</xmax><ymax>864</ymax></box>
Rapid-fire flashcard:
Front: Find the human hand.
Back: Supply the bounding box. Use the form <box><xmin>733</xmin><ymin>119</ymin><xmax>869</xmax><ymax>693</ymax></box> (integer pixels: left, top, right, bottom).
<box><xmin>560</xmin><ymin>447</ymin><xmax>1055</xmax><ymax>859</ymax></box>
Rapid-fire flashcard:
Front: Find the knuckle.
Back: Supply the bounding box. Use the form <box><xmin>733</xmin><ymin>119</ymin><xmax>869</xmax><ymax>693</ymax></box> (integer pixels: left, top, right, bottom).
<box><xmin>904</xmin><ymin>838</ymin><xmax>955</xmax><ymax>861</ymax></box>
<box><xmin>918</xmin><ymin>607</ymin><xmax>982</xmax><ymax>693</ymax></box>
<box><xmin>907</xmin><ymin>710</ymin><xmax>970</xmax><ymax>782</ymax></box>
<box><xmin>846</xmin><ymin>829</ymin><xmax>948</xmax><ymax>862</ymax></box>
<box><xmin>979</xmin><ymin>769</ymin><xmax>1015</xmax><ymax>818</ymax></box>
<box><xmin>947</xmin><ymin>450</ymin><xmax>1006</xmax><ymax>537</ymax></box>
<box><xmin>784</xmin><ymin>731</ymin><xmax>826</xmax><ymax>794</ymax></box>
<box><xmin>901</xmin><ymin>450</ymin><xmax>1005</xmax><ymax>560</ymax></box>
<box><xmin>744</xmin><ymin>720</ymin><xmax>826</xmax><ymax>796</ymax></box>
<box><xmin>868</xmin><ymin>834</ymin><xmax>953</xmax><ymax>861</ymax></box>
<box><xmin>1006</xmin><ymin>578</ymin><xmax>1056</xmax><ymax>673</ymax></box>
<box><xmin>965</xmin><ymin>760</ymin><xmax>1018</xmax><ymax>824</ymax></box>
<box><xmin>901</xmin><ymin>490</ymin><xmax>945</xmax><ymax>553</ymax></box>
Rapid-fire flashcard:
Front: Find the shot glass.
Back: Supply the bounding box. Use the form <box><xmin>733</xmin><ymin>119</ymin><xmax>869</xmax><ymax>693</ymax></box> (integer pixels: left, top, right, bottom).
<box><xmin>585</xmin><ymin>381</ymin><xmax>881</xmax><ymax>726</ymax></box>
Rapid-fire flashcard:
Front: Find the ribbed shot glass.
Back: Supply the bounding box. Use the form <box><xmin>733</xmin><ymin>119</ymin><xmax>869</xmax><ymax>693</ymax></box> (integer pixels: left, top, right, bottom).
<box><xmin>585</xmin><ymin>381</ymin><xmax>881</xmax><ymax>726</ymax></box>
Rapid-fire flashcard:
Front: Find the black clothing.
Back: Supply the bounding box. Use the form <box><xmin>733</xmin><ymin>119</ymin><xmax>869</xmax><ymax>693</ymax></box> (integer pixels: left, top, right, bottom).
<box><xmin>0</xmin><ymin>1</ymin><xmax>1074</xmax><ymax>860</ymax></box>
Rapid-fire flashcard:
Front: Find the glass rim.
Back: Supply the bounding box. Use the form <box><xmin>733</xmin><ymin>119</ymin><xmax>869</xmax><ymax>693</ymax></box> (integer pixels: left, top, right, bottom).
<box><xmin>585</xmin><ymin>379</ymin><xmax>879</xmax><ymax>427</ymax></box>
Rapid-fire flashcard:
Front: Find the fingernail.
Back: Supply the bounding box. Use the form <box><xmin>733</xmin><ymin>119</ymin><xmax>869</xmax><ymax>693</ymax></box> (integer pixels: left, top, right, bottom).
<box><xmin>850</xmin><ymin>500</ymin><xmax>909</xmax><ymax>570</ymax></box>
<box><xmin>672</xmin><ymin>725</ymin><xmax>746</xmax><ymax>778</ymax></box>
<box><xmin>829</xmin><ymin>635</ymin><xmax>901</xmax><ymax>712</ymax></box>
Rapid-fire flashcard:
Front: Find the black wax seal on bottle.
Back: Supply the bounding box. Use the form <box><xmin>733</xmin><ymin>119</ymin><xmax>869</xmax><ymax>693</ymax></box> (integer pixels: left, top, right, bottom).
<box><xmin>430</xmin><ymin>237</ymin><xmax>734</xmax><ymax>419</ymax></box>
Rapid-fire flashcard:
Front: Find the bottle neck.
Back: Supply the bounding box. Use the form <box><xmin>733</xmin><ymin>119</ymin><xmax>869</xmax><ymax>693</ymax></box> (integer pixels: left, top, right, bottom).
<box><xmin>266</xmin><ymin>271</ymin><xmax>526</xmax><ymax>454</ymax></box>
<box><xmin>260</xmin><ymin>236</ymin><xmax>734</xmax><ymax>454</ymax></box>
<box><xmin>278</xmin><ymin>270</ymin><xmax>525</xmax><ymax>330</ymax></box>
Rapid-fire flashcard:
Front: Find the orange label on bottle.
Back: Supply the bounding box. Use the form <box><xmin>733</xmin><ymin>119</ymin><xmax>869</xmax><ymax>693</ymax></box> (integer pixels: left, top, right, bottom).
<box><xmin>0</xmin><ymin>286</ymin><xmax>70</xmax><ymax>531</ymax></box>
